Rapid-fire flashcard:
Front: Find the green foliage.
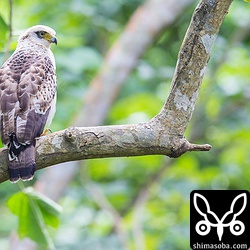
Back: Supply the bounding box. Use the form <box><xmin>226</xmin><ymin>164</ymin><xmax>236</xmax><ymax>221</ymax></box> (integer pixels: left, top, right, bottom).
<box><xmin>0</xmin><ymin>16</ymin><xmax>8</xmax><ymax>48</ymax></box>
<box><xmin>7</xmin><ymin>187</ymin><xmax>62</xmax><ymax>249</ymax></box>
<box><xmin>0</xmin><ymin>0</ymin><xmax>250</xmax><ymax>249</ymax></box>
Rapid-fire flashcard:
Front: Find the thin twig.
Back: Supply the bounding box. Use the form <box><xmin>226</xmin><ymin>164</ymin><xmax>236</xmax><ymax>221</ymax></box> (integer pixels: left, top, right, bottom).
<box><xmin>120</xmin><ymin>159</ymin><xmax>172</xmax><ymax>216</ymax></box>
<box><xmin>86</xmin><ymin>182</ymin><xmax>129</xmax><ymax>250</ymax></box>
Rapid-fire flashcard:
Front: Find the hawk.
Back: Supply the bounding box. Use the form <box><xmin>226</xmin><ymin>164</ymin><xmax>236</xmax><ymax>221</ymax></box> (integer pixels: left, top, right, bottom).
<box><xmin>0</xmin><ymin>25</ymin><xmax>57</xmax><ymax>183</ymax></box>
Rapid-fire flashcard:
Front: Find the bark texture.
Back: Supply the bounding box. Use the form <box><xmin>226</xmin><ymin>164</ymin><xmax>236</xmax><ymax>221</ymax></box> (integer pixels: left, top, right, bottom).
<box><xmin>0</xmin><ymin>0</ymin><xmax>233</xmax><ymax>185</ymax></box>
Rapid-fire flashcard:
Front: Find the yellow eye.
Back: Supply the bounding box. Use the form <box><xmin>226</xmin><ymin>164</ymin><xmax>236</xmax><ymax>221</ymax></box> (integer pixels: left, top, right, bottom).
<box><xmin>37</xmin><ymin>31</ymin><xmax>46</xmax><ymax>38</ymax></box>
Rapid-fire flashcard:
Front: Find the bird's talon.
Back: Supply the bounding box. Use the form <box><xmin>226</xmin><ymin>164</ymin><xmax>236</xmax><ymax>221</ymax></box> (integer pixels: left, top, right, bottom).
<box><xmin>41</xmin><ymin>128</ymin><xmax>52</xmax><ymax>136</ymax></box>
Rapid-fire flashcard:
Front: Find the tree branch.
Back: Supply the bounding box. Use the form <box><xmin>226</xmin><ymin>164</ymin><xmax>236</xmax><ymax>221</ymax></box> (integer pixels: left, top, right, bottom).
<box><xmin>0</xmin><ymin>121</ymin><xmax>211</xmax><ymax>183</ymax></box>
<box><xmin>0</xmin><ymin>0</ymin><xmax>233</xmax><ymax>184</ymax></box>
<box><xmin>77</xmin><ymin>0</ymin><xmax>195</xmax><ymax>126</ymax></box>
<box><xmin>156</xmin><ymin>0</ymin><xmax>233</xmax><ymax>134</ymax></box>
<box><xmin>33</xmin><ymin>0</ymin><xmax>195</xmax><ymax>202</ymax></box>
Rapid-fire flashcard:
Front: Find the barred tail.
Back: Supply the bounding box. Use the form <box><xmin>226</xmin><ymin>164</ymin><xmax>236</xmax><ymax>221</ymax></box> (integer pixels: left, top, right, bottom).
<box><xmin>8</xmin><ymin>133</ymin><xmax>36</xmax><ymax>183</ymax></box>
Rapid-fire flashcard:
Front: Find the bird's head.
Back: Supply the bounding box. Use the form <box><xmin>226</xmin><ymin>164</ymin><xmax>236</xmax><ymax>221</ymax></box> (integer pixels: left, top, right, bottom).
<box><xmin>18</xmin><ymin>25</ymin><xmax>57</xmax><ymax>49</ymax></box>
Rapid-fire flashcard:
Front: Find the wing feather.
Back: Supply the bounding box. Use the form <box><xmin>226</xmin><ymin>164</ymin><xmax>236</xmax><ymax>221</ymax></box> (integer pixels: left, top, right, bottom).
<box><xmin>0</xmin><ymin>65</ymin><xmax>19</xmax><ymax>144</ymax></box>
<box><xmin>0</xmin><ymin>49</ymin><xmax>56</xmax><ymax>146</ymax></box>
<box><xmin>16</xmin><ymin>57</ymin><xmax>56</xmax><ymax>143</ymax></box>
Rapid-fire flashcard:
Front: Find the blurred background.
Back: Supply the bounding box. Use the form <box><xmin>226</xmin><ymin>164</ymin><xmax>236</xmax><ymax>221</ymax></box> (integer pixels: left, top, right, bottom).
<box><xmin>0</xmin><ymin>0</ymin><xmax>250</xmax><ymax>249</ymax></box>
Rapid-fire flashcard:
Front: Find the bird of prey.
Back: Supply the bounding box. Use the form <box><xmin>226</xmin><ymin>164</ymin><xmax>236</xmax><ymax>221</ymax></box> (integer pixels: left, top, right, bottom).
<box><xmin>0</xmin><ymin>25</ymin><xmax>57</xmax><ymax>183</ymax></box>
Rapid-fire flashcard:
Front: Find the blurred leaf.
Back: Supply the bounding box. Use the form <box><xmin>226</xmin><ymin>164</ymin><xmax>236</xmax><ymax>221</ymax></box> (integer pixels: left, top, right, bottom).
<box><xmin>109</xmin><ymin>93</ymin><xmax>163</xmax><ymax>124</ymax></box>
<box><xmin>6</xmin><ymin>187</ymin><xmax>62</xmax><ymax>249</ymax></box>
<box><xmin>0</xmin><ymin>15</ymin><xmax>8</xmax><ymax>49</ymax></box>
<box><xmin>56</xmin><ymin>47</ymin><xmax>102</xmax><ymax>74</ymax></box>
<box><xmin>1</xmin><ymin>0</ymin><xmax>250</xmax><ymax>249</ymax></box>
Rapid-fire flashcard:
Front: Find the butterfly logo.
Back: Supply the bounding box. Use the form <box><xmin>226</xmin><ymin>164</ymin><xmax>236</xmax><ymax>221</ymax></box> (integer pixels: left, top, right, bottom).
<box><xmin>193</xmin><ymin>193</ymin><xmax>247</xmax><ymax>241</ymax></box>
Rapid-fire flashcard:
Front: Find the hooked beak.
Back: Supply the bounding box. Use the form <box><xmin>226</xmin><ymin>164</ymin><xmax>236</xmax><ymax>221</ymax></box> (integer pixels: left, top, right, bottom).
<box><xmin>50</xmin><ymin>37</ymin><xmax>57</xmax><ymax>45</ymax></box>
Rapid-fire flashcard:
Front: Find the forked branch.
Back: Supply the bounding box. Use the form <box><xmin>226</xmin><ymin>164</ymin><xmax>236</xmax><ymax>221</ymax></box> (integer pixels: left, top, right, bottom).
<box><xmin>0</xmin><ymin>0</ymin><xmax>233</xmax><ymax>183</ymax></box>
